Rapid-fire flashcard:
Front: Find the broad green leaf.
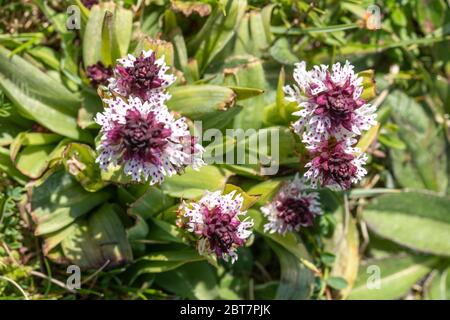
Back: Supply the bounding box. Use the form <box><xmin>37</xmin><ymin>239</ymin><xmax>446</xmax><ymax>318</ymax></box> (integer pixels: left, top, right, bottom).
<box><xmin>386</xmin><ymin>91</ymin><xmax>447</xmax><ymax>192</ymax></box>
<box><xmin>0</xmin><ymin>147</ymin><xmax>27</xmax><ymax>185</ymax></box>
<box><xmin>0</xmin><ymin>47</ymin><xmax>90</xmax><ymax>141</ymax></box>
<box><xmin>61</xmin><ymin>203</ymin><xmax>133</xmax><ymax>270</ymax></box>
<box><xmin>162</xmin><ymin>166</ymin><xmax>232</xmax><ymax>199</ymax></box>
<box><xmin>110</xmin><ymin>5</ymin><xmax>132</xmax><ymax>62</ymax></box>
<box><xmin>363</xmin><ymin>191</ymin><xmax>450</xmax><ymax>257</ymax></box>
<box><xmin>124</xmin><ymin>248</ymin><xmax>204</xmax><ymax>283</ymax></box>
<box><xmin>129</xmin><ymin>186</ymin><xmax>174</xmax><ymax>219</ymax></box>
<box><xmin>83</xmin><ymin>4</ymin><xmax>110</xmax><ymax>66</ymax></box>
<box><xmin>167</xmin><ymin>85</ymin><xmax>236</xmax><ymax>121</ymax></box>
<box><xmin>267</xmin><ymin>240</ymin><xmax>314</xmax><ymax>300</ymax></box>
<box><xmin>147</xmin><ymin>217</ymin><xmax>186</xmax><ymax>244</ymax></box>
<box><xmin>155</xmin><ymin>261</ymin><xmax>219</xmax><ymax>299</ymax></box>
<box><xmin>42</xmin><ymin>222</ymin><xmax>78</xmax><ymax>255</ymax></box>
<box><xmin>14</xmin><ymin>145</ymin><xmax>54</xmax><ymax>179</ymax></box>
<box><xmin>126</xmin><ymin>214</ymin><xmax>149</xmax><ymax>256</ymax></box>
<box><xmin>227</xmin><ymin>86</ymin><xmax>264</xmax><ymax>101</ymax></box>
<box><xmin>327</xmin><ymin>277</ymin><xmax>348</xmax><ymax>290</ymax></box>
<box><xmin>13</xmin><ymin>133</ymin><xmax>62</xmax><ymax>146</ymax></box>
<box><xmin>269</xmin><ymin>37</ymin><xmax>298</xmax><ymax>65</ymax></box>
<box><xmin>223</xmin><ymin>56</ymin><xmax>268</xmax><ymax>130</ymax></box>
<box><xmin>88</xmin><ymin>203</ymin><xmax>133</xmax><ymax>265</ymax></box>
<box><xmin>31</xmin><ymin>169</ymin><xmax>110</xmax><ymax>235</ymax></box>
<box><xmin>77</xmin><ymin>89</ymin><xmax>103</xmax><ymax>129</ymax></box>
<box><xmin>234</xmin><ymin>9</ymin><xmax>271</xmax><ymax>57</ymax></box>
<box><xmin>348</xmin><ymin>255</ymin><xmax>438</xmax><ymax>300</ymax></box>
<box><xmin>10</xmin><ymin>132</ymin><xmax>65</xmax><ymax>179</ymax></box>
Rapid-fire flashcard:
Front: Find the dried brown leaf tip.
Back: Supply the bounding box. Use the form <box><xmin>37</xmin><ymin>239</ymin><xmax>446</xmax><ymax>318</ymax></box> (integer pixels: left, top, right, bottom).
<box><xmin>171</xmin><ymin>1</ymin><xmax>212</xmax><ymax>17</ymax></box>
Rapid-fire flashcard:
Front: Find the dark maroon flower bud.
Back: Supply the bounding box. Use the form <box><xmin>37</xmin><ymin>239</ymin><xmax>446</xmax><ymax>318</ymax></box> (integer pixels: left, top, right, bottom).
<box><xmin>86</xmin><ymin>61</ymin><xmax>113</xmax><ymax>87</ymax></box>
<box><xmin>109</xmin><ymin>50</ymin><xmax>175</xmax><ymax>101</ymax></box>
<box><xmin>82</xmin><ymin>0</ymin><xmax>99</xmax><ymax>9</ymax></box>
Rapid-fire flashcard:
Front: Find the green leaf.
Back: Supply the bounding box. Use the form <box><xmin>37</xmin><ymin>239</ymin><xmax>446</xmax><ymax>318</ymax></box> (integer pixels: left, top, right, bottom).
<box><xmin>162</xmin><ymin>166</ymin><xmax>232</xmax><ymax>199</ymax></box>
<box><xmin>128</xmin><ymin>186</ymin><xmax>174</xmax><ymax>219</ymax></box>
<box><xmin>386</xmin><ymin>91</ymin><xmax>447</xmax><ymax>192</ymax></box>
<box><xmin>363</xmin><ymin>191</ymin><xmax>450</xmax><ymax>257</ymax></box>
<box><xmin>188</xmin><ymin>0</ymin><xmax>247</xmax><ymax>72</ymax></box>
<box><xmin>13</xmin><ymin>145</ymin><xmax>54</xmax><ymax>179</ymax></box>
<box><xmin>110</xmin><ymin>6</ymin><xmax>132</xmax><ymax>62</ymax></box>
<box><xmin>167</xmin><ymin>85</ymin><xmax>236</xmax><ymax>120</ymax></box>
<box><xmin>147</xmin><ymin>217</ymin><xmax>186</xmax><ymax>244</ymax></box>
<box><xmin>223</xmin><ymin>56</ymin><xmax>268</xmax><ymax>130</ymax></box>
<box><xmin>323</xmin><ymin>192</ymin><xmax>359</xmax><ymax>299</ymax></box>
<box><xmin>227</xmin><ymin>86</ymin><xmax>264</xmax><ymax>101</ymax></box>
<box><xmin>124</xmin><ymin>248</ymin><xmax>204</xmax><ymax>283</ymax></box>
<box><xmin>246</xmin><ymin>179</ymin><xmax>282</xmax><ymax>206</ymax></box>
<box><xmin>269</xmin><ymin>37</ymin><xmax>298</xmax><ymax>65</ymax></box>
<box><xmin>234</xmin><ymin>9</ymin><xmax>271</xmax><ymax>57</ymax></box>
<box><xmin>348</xmin><ymin>255</ymin><xmax>439</xmax><ymax>300</ymax></box>
<box><xmin>424</xmin><ymin>265</ymin><xmax>450</xmax><ymax>300</ymax></box>
<box><xmin>249</xmin><ymin>208</ymin><xmax>317</xmax><ymax>274</ymax></box>
<box><xmin>31</xmin><ymin>169</ymin><xmax>110</xmax><ymax>236</ymax></box>
<box><xmin>88</xmin><ymin>203</ymin><xmax>133</xmax><ymax>264</ymax></box>
<box><xmin>0</xmin><ymin>118</ymin><xmax>26</xmax><ymax>146</ymax></box>
<box><xmin>83</xmin><ymin>4</ymin><xmax>110</xmax><ymax>66</ymax></box>
<box><xmin>267</xmin><ymin>239</ymin><xmax>314</xmax><ymax>300</ymax></box>
<box><xmin>61</xmin><ymin>203</ymin><xmax>133</xmax><ymax>270</ymax></box>
<box><xmin>0</xmin><ymin>147</ymin><xmax>27</xmax><ymax>185</ymax></box>
<box><xmin>155</xmin><ymin>261</ymin><xmax>219</xmax><ymax>299</ymax></box>
<box><xmin>10</xmin><ymin>132</ymin><xmax>66</xmax><ymax>179</ymax></box>
<box><xmin>77</xmin><ymin>89</ymin><xmax>103</xmax><ymax>129</ymax></box>
<box><xmin>0</xmin><ymin>47</ymin><xmax>91</xmax><ymax>141</ymax></box>
<box><xmin>327</xmin><ymin>277</ymin><xmax>348</xmax><ymax>290</ymax></box>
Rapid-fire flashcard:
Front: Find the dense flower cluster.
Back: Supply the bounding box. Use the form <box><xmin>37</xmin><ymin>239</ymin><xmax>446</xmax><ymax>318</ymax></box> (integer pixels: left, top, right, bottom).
<box><xmin>178</xmin><ymin>191</ymin><xmax>254</xmax><ymax>263</ymax></box>
<box><xmin>304</xmin><ymin>140</ymin><xmax>367</xmax><ymax>190</ymax></box>
<box><xmin>95</xmin><ymin>97</ymin><xmax>203</xmax><ymax>184</ymax></box>
<box><xmin>95</xmin><ymin>50</ymin><xmax>204</xmax><ymax>183</ymax></box>
<box><xmin>109</xmin><ymin>50</ymin><xmax>175</xmax><ymax>102</ymax></box>
<box><xmin>261</xmin><ymin>174</ymin><xmax>322</xmax><ymax>235</ymax></box>
<box><xmin>285</xmin><ymin>61</ymin><xmax>376</xmax><ymax>190</ymax></box>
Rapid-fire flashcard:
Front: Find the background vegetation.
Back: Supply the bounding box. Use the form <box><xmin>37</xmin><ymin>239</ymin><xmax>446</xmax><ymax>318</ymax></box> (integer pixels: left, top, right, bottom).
<box><xmin>0</xmin><ymin>0</ymin><xmax>449</xmax><ymax>300</ymax></box>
